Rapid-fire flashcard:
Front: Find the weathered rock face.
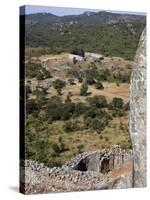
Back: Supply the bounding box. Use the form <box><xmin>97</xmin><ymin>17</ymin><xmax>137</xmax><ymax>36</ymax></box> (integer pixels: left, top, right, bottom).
<box><xmin>20</xmin><ymin>146</ymin><xmax>133</xmax><ymax>194</ymax></box>
<box><xmin>130</xmin><ymin>28</ymin><xmax>146</xmax><ymax>187</ymax></box>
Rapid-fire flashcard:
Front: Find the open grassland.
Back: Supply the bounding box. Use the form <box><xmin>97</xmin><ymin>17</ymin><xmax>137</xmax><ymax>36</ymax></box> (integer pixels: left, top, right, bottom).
<box><xmin>46</xmin><ymin>81</ymin><xmax>129</xmax><ymax>103</ymax></box>
<box><xmin>25</xmin><ymin>52</ymin><xmax>131</xmax><ymax>167</ymax></box>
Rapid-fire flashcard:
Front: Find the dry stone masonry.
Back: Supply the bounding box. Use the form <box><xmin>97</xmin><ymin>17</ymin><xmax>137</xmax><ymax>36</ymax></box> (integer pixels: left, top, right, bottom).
<box><xmin>20</xmin><ymin>146</ymin><xmax>133</xmax><ymax>194</ymax></box>
<box><xmin>63</xmin><ymin>145</ymin><xmax>132</xmax><ymax>174</ymax></box>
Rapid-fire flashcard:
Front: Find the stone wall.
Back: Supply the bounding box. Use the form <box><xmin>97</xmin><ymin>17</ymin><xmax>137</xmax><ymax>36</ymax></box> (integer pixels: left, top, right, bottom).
<box><xmin>130</xmin><ymin>28</ymin><xmax>146</xmax><ymax>187</ymax></box>
<box><xmin>63</xmin><ymin>145</ymin><xmax>132</xmax><ymax>174</ymax></box>
<box><xmin>20</xmin><ymin>146</ymin><xmax>133</xmax><ymax>194</ymax></box>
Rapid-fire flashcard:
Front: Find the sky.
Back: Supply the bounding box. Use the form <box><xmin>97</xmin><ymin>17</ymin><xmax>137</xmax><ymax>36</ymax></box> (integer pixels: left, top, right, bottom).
<box><xmin>20</xmin><ymin>5</ymin><xmax>146</xmax><ymax>16</ymax></box>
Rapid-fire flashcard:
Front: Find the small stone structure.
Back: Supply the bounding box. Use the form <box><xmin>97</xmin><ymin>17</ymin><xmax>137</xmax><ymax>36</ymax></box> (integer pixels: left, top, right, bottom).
<box><xmin>20</xmin><ymin>146</ymin><xmax>133</xmax><ymax>194</ymax></box>
<box><xmin>63</xmin><ymin>145</ymin><xmax>132</xmax><ymax>174</ymax></box>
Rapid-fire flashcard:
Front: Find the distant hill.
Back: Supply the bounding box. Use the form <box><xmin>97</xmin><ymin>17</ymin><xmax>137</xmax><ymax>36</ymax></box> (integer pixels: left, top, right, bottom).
<box><xmin>23</xmin><ymin>11</ymin><xmax>146</xmax><ymax>60</ymax></box>
<box><xmin>25</xmin><ymin>11</ymin><xmax>146</xmax><ymax>25</ymax></box>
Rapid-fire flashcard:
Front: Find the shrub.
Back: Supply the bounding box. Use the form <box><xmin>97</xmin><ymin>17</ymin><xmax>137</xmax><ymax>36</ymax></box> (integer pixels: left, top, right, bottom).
<box><xmin>116</xmin><ymin>81</ymin><xmax>120</xmax><ymax>87</ymax></box>
<box><xmin>37</xmin><ymin>72</ymin><xmax>45</xmax><ymax>80</ymax></box>
<box><xmin>80</xmin><ymin>82</ymin><xmax>88</xmax><ymax>96</ymax></box>
<box><xmin>95</xmin><ymin>81</ymin><xmax>104</xmax><ymax>90</ymax></box>
<box><xmin>78</xmin><ymin>77</ymin><xmax>83</xmax><ymax>83</ymax></box>
<box><xmin>90</xmin><ymin>118</ymin><xmax>105</xmax><ymax>131</ymax></box>
<box><xmin>63</xmin><ymin>121</ymin><xmax>79</xmax><ymax>132</ymax></box>
<box><xmin>61</xmin><ymin>103</ymin><xmax>75</xmax><ymax>120</ymax></box>
<box><xmin>26</xmin><ymin>63</ymin><xmax>42</xmax><ymax>78</ymax></box>
<box><xmin>112</xmin><ymin>97</ymin><xmax>124</xmax><ymax>109</ymax></box>
<box><xmin>73</xmin><ymin>102</ymin><xmax>86</xmax><ymax>117</ymax></box>
<box><xmin>84</xmin><ymin>108</ymin><xmax>97</xmax><ymax>119</ymax></box>
<box><xmin>84</xmin><ymin>108</ymin><xmax>112</xmax><ymax>132</ymax></box>
<box><xmin>86</xmin><ymin>74</ymin><xmax>96</xmax><ymax>85</ymax></box>
<box><xmin>65</xmin><ymin>94</ymin><xmax>72</xmax><ymax>103</ymax></box>
<box><xmin>87</xmin><ymin>95</ymin><xmax>107</xmax><ymax>108</ymax></box>
<box><xmin>68</xmin><ymin>78</ymin><xmax>75</xmax><ymax>85</ymax></box>
<box><xmin>124</xmin><ymin>101</ymin><xmax>130</xmax><ymax>111</ymax></box>
<box><xmin>77</xmin><ymin>144</ymin><xmax>84</xmax><ymax>153</ymax></box>
<box><xmin>111</xmin><ymin>109</ymin><xmax>125</xmax><ymax>117</ymax></box>
<box><xmin>46</xmin><ymin>102</ymin><xmax>62</xmax><ymax>121</ymax></box>
<box><xmin>53</xmin><ymin>79</ymin><xmax>66</xmax><ymax>95</ymax></box>
<box><xmin>26</xmin><ymin>99</ymin><xmax>38</xmax><ymax>114</ymax></box>
<box><xmin>51</xmin><ymin>143</ymin><xmax>61</xmax><ymax>154</ymax></box>
<box><xmin>42</xmin><ymin>68</ymin><xmax>52</xmax><ymax>79</ymax></box>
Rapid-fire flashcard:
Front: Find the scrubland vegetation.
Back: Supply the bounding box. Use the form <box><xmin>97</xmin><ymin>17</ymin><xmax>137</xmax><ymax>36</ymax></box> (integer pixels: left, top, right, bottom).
<box><xmin>23</xmin><ymin>11</ymin><xmax>145</xmax><ymax>167</ymax></box>
<box><xmin>25</xmin><ymin>58</ymin><xmax>131</xmax><ymax>167</ymax></box>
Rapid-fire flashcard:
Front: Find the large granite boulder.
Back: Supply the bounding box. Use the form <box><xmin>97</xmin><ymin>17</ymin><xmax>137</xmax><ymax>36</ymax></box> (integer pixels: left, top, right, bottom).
<box><xmin>130</xmin><ymin>28</ymin><xmax>146</xmax><ymax>187</ymax></box>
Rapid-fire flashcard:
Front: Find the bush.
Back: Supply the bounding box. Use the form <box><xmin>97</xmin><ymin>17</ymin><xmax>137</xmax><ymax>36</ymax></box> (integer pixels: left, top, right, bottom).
<box><xmin>84</xmin><ymin>108</ymin><xmax>97</xmax><ymax>119</ymax></box>
<box><xmin>77</xmin><ymin>144</ymin><xmax>84</xmax><ymax>153</ymax></box>
<box><xmin>73</xmin><ymin>102</ymin><xmax>87</xmax><ymax>117</ymax></box>
<box><xmin>87</xmin><ymin>95</ymin><xmax>107</xmax><ymax>108</ymax></box>
<box><xmin>68</xmin><ymin>78</ymin><xmax>75</xmax><ymax>85</ymax></box>
<box><xmin>84</xmin><ymin>117</ymin><xmax>110</xmax><ymax>133</ymax></box>
<box><xmin>37</xmin><ymin>72</ymin><xmax>45</xmax><ymax>80</ymax></box>
<box><xmin>111</xmin><ymin>97</ymin><xmax>124</xmax><ymax>109</ymax></box>
<box><xmin>26</xmin><ymin>63</ymin><xmax>42</xmax><ymax>78</ymax></box>
<box><xmin>42</xmin><ymin>68</ymin><xmax>52</xmax><ymax>79</ymax></box>
<box><xmin>46</xmin><ymin>101</ymin><xmax>62</xmax><ymax>121</ymax></box>
<box><xmin>61</xmin><ymin>103</ymin><xmax>75</xmax><ymax>120</ymax></box>
<box><xmin>84</xmin><ymin>108</ymin><xmax>112</xmax><ymax>132</ymax></box>
<box><xmin>111</xmin><ymin>109</ymin><xmax>125</xmax><ymax>117</ymax></box>
<box><xmin>95</xmin><ymin>81</ymin><xmax>104</xmax><ymax>90</ymax></box>
<box><xmin>80</xmin><ymin>82</ymin><xmax>88</xmax><ymax>96</ymax></box>
<box><xmin>65</xmin><ymin>94</ymin><xmax>72</xmax><ymax>103</ymax></box>
<box><xmin>78</xmin><ymin>77</ymin><xmax>83</xmax><ymax>83</ymax></box>
<box><xmin>124</xmin><ymin>101</ymin><xmax>130</xmax><ymax>111</ymax></box>
<box><xmin>86</xmin><ymin>74</ymin><xmax>96</xmax><ymax>85</ymax></box>
<box><xmin>90</xmin><ymin>118</ymin><xmax>106</xmax><ymax>131</ymax></box>
<box><xmin>26</xmin><ymin>99</ymin><xmax>38</xmax><ymax>114</ymax></box>
<box><xmin>116</xmin><ymin>81</ymin><xmax>120</xmax><ymax>87</ymax></box>
<box><xmin>63</xmin><ymin>121</ymin><xmax>79</xmax><ymax>132</ymax></box>
<box><xmin>51</xmin><ymin>143</ymin><xmax>61</xmax><ymax>154</ymax></box>
<box><xmin>53</xmin><ymin>79</ymin><xmax>66</xmax><ymax>95</ymax></box>
<box><xmin>46</xmin><ymin>97</ymin><xmax>76</xmax><ymax>122</ymax></box>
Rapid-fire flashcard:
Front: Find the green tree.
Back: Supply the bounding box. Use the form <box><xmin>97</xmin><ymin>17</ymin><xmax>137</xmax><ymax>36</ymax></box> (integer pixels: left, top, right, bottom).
<box><xmin>87</xmin><ymin>95</ymin><xmax>107</xmax><ymax>108</ymax></box>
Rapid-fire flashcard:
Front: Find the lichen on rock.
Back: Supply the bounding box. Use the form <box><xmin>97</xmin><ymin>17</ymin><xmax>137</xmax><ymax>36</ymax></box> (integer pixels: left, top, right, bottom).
<box><xmin>130</xmin><ymin>28</ymin><xmax>146</xmax><ymax>187</ymax></box>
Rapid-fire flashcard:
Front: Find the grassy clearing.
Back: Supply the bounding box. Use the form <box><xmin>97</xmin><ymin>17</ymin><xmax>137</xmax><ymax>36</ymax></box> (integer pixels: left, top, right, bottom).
<box><xmin>43</xmin><ymin>114</ymin><xmax>131</xmax><ymax>164</ymax></box>
<box><xmin>46</xmin><ymin>81</ymin><xmax>129</xmax><ymax>103</ymax></box>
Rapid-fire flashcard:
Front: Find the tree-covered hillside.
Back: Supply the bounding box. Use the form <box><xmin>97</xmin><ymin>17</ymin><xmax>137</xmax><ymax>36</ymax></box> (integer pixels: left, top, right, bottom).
<box><xmin>24</xmin><ymin>11</ymin><xmax>146</xmax><ymax>60</ymax></box>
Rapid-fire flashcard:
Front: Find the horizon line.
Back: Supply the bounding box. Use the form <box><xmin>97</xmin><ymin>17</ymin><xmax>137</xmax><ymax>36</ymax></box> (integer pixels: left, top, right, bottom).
<box><xmin>20</xmin><ymin>5</ymin><xmax>146</xmax><ymax>16</ymax></box>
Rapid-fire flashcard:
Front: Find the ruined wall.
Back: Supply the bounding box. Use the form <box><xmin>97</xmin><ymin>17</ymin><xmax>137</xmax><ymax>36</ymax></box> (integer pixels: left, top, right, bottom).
<box><xmin>130</xmin><ymin>28</ymin><xmax>146</xmax><ymax>187</ymax></box>
<box><xmin>20</xmin><ymin>146</ymin><xmax>133</xmax><ymax>194</ymax></box>
<box><xmin>63</xmin><ymin>145</ymin><xmax>132</xmax><ymax>174</ymax></box>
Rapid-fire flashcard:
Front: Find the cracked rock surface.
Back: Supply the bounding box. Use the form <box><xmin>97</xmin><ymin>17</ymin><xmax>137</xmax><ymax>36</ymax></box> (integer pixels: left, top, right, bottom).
<box><xmin>130</xmin><ymin>28</ymin><xmax>146</xmax><ymax>187</ymax></box>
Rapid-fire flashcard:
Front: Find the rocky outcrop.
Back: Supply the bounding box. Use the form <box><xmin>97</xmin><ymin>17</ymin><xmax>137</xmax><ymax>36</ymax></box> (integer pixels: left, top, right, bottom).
<box><xmin>20</xmin><ymin>146</ymin><xmax>133</xmax><ymax>194</ymax></box>
<box><xmin>130</xmin><ymin>28</ymin><xmax>146</xmax><ymax>187</ymax></box>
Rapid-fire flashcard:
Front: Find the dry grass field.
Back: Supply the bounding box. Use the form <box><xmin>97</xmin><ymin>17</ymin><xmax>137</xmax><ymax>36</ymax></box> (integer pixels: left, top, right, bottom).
<box><xmin>26</xmin><ymin>52</ymin><xmax>132</xmax><ymax>166</ymax></box>
<box><xmin>46</xmin><ymin>81</ymin><xmax>129</xmax><ymax>103</ymax></box>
